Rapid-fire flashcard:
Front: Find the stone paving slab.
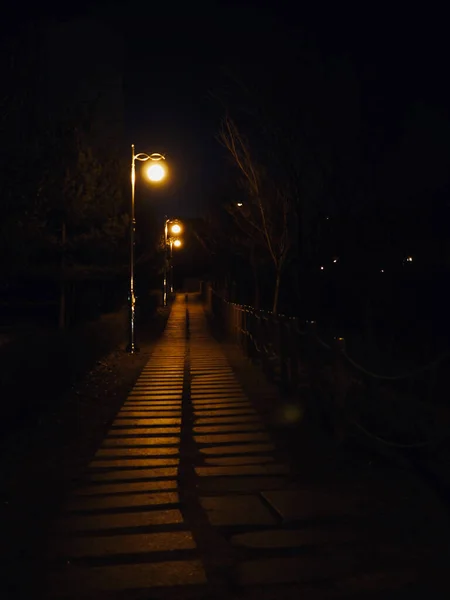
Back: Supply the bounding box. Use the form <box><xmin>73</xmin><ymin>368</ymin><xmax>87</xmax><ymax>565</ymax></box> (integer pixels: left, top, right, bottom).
<box><xmin>94</xmin><ymin>448</ymin><xmax>181</xmax><ymax>459</ymax></box>
<box><xmin>51</xmin><ymin>531</ymin><xmax>196</xmax><ymax>558</ymax></box>
<box><xmin>205</xmin><ymin>456</ymin><xmax>275</xmax><ymax>466</ymax></box>
<box><xmin>231</xmin><ymin>528</ymin><xmax>362</xmax><ymax>549</ymax></box>
<box><xmin>198</xmin><ymin>476</ymin><xmax>288</xmax><ymax>493</ymax></box>
<box><xmin>66</xmin><ymin>491</ymin><xmax>180</xmax><ymax>512</ymax></box>
<box><xmin>193</xmin><ymin>423</ymin><xmax>264</xmax><ymax>433</ymax></box>
<box><xmin>194</xmin><ymin>433</ymin><xmax>270</xmax><ymax>444</ymax></box>
<box><xmin>195</xmin><ymin>464</ymin><xmax>290</xmax><ymax>477</ymax></box>
<box><xmin>124</xmin><ymin>401</ymin><xmax>182</xmax><ymax>406</ymax></box>
<box><xmin>106</xmin><ymin>428</ymin><xmax>181</xmax><ymax>436</ymax></box>
<box><xmin>194</xmin><ymin>415</ymin><xmax>262</xmax><ymax>424</ymax></box>
<box><xmin>102</xmin><ymin>437</ymin><xmax>180</xmax><ymax>447</ymax></box>
<box><xmin>47</xmin><ymin>560</ymin><xmax>206</xmax><ymax>594</ymax></box>
<box><xmin>200</xmin><ymin>495</ymin><xmax>277</xmax><ymax>526</ymax></box>
<box><xmin>235</xmin><ymin>554</ymin><xmax>356</xmax><ymax>585</ymax></box>
<box><xmin>119</xmin><ymin>408</ymin><xmax>182</xmax><ymax>413</ymax></box>
<box><xmin>89</xmin><ymin>458</ymin><xmax>179</xmax><ymax>468</ymax></box>
<box><xmin>74</xmin><ymin>480</ymin><xmax>178</xmax><ymax>496</ymax></box>
<box><xmin>87</xmin><ymin>467</ymin><xmax>179</xmax><ymax>481</ymax></box>
<box><xmin>200</xmin><ymin>443</ymin><xmax>275</xmax><ymax>455</ymax></box>
<box><xmin>42</xmin><ymin>295</ymin><xmax>450</xmax><ymax>599</ymax></box>
<box><xmin>53</xmin><ymin>509</ymin><xmax>184</xmax><ymax>533</ymax></box>
<box><xmin>112</xmin><ymin>419</ymin><xmax>181</xmax><ymax>426</ymax></box>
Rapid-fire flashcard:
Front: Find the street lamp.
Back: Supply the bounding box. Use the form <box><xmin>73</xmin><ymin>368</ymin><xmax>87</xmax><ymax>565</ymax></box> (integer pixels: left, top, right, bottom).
<box><xmin>163</xmin><ymin>218</ymin><xmax>182</xmax><ymax>305</ymax></box>
<box><xmin>128</xmin><ymin>144</ymin><xmax>166</xmax><ymax>354</ymax></box>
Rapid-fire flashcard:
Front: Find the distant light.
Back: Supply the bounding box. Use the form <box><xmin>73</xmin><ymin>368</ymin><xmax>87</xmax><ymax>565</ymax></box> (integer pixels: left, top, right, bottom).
<box><xmin>171</xmin><ymin>223</ymin><xmax>182</xmax><ymax>235</ymax></box>
<box><xmin>333</xmin><ymin>258</ymin><xmax>338</xmax><ymax>263</ymax></box>
<box><xmin>325</xmin><ymin>216</ymin><xmax>330</xmax><ymax>220</ymax></box>
<box><xmin>237</xmin><ymin>202</ymin><xmax>243</xmax><ymax>207</ymax></box>
<box><xmin>406</xmin><ymin>256</ymin><xmax>413</xmax><ymax>262</ymax></box>
<box><xmin>147</xmin><ymin>163</ymin><xmax>166</xmax><ymax>182</ymax></box>
<box><xmin>173</xmin><ymin>239</ymin><xmax>182</xmax><ymax>248</ymax></box>
<box><xmin>380</xmin><ymin>269</ymin><xmax>384</xmax><ymax>273</ymax></box>
<box><xmin>320</xmin><ymin>266</ymin><xmax>324</xmax><ymax>270</ymax></box>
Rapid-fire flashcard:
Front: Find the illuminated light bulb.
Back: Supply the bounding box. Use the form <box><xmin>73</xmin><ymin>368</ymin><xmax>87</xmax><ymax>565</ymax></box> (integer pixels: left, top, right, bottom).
<box><xmin>147</xmin><ymin>163</ymin><xmax>166</xmax><ymax>182</ymax></box>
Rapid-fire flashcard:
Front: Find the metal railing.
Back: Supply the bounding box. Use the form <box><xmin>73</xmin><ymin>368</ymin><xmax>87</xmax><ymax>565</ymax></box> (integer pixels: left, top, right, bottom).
<box><xmin>203</xmin><ymin>283</ymin><xmax>450</xmax><ymax>451</ymax></box>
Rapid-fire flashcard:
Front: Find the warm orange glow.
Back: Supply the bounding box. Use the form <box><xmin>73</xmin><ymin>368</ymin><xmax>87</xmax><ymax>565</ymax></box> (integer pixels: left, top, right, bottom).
<box><xmin>173</xmin><ymin>239</ymin><xmax>182</xmax><ymax>248</ymax></box>
<box><xmin>171</xmin><ymin>223</ymin><xmax>182</xmax><ymax>235</ymax></box>
<box><xmin>147</xmin><ymin>163</ymin><xmax>166</xmax><ymax>182</ymax></box>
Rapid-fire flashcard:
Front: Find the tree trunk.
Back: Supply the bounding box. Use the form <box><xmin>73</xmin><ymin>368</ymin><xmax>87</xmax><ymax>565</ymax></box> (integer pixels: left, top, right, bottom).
<box><xmin>59</xmin><ymin>220</ymin><xmax>66</xmax><ymax>330</ymax></box>
<box><xmin>272</xmin><ymin>269</ymin><xmax>281</xmax><ymax>314</ymax></box>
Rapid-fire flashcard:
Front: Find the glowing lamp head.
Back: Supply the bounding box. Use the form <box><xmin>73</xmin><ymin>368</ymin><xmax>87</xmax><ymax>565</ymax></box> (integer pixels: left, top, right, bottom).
<box><xmin>173</xmin><ymin>239</ymin><xmax>182</xmax><ymax>248</ymax></box>
<box><xmin>171</xmin><ymin>223</ymin><xmax>181</xmax><ymax>235</ymax></box>
<box><xmin>147</xmin><ymin>163</ymin><xmax>166</xmax><ymax>182</ymax></box>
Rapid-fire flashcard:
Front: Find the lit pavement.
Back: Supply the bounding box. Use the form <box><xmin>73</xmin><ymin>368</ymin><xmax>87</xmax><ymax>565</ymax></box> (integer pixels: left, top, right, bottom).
<box><xmin>43</xmin><ymin>295</ymin><xmax>450</xmax><ymax>599</ymax></box>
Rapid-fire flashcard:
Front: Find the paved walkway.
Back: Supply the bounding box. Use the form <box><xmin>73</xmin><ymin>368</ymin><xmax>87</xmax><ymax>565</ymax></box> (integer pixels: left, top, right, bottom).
<box><xmin>43</xmin><ymin>295</ymin><xmax>450</xmax><ymax>599</ymax></box>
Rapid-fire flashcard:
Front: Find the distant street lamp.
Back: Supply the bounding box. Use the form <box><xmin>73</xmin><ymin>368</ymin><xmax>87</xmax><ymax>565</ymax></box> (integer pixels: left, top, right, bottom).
<box><xmin>163</xmin><ymin>218</ymin><xmax>182</xmax><ymax>305</ymax></box>
<box><xmin>128</xmin><ymin>144</ymin><xmax>166</xmax><ymax>354</ymax></box>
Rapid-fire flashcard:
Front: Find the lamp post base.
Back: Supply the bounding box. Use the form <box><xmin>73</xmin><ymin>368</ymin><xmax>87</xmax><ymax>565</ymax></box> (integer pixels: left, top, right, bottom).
<box><xmin>126</xmin><ymin>343</ymin><xmax>140</xmax><ymax>354</ymax></box>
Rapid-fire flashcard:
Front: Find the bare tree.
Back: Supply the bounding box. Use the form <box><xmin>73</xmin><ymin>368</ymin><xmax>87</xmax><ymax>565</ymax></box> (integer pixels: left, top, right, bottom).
<box><xmin>219</xmin><ymin>114</ymin><xmax>292</xmax><ymax>313</ymax></box>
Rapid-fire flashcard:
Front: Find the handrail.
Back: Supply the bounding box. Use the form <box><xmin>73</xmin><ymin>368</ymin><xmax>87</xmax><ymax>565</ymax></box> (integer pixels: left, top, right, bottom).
<box><xmin>209</xmin><ymin>286</ymin><xmax>449</xmax><ymax>382</ymax></box>
<box><xmin>205</xmin><ymin>283</ymin><xmax>449</xmax><ymax>450</ymax></box>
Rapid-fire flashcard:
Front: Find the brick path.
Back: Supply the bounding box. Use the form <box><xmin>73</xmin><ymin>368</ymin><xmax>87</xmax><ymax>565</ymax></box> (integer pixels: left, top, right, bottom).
<box><xmin>43</xmin><ymin>295</ymin><xmax>450</xmax><ymax>599</ymax></box>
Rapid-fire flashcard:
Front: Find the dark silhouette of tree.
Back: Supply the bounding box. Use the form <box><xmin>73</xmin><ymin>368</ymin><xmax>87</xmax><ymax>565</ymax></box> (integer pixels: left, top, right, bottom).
<box><xmin>0</xmin><ymin>17</ymin><xmax>130</xmax><ymax>327</ymax></box>
<box><xmin>218</xmin><ymin>115</ymin><xmax>293</xmax><ymax>313</ymax></box>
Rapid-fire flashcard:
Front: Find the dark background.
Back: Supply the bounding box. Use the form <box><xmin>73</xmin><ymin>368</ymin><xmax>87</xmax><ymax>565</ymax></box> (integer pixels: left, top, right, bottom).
<box><xmin>1</xmin><ymin>2</ymin><xmax>450</xmax><ymax>347</ymax></box>
<box><xmin>4</xmin><ymin>1</ymin><xmax>448</xmax><ymax>219</ymax></box>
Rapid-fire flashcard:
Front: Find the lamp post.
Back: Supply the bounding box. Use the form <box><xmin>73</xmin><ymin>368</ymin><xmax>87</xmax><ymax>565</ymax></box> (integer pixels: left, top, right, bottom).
<box><xmin>169</xmin><ymin>239</ymin><xmax>174</xmax><ymax>294</ymax></box>
<box><xmin>163</xmin><ymin>219</ymin><xmax>182</xmax><ymax>306</ymax></box>
<box><xmin>163</xmin><ymin>217</ymin><xmax>169</xmax><ymax>307</ymax></box>
<box><xmin>170</xmin><ymin>239</ymin><xmax>182</xmax><ymax>293</ymax></box>
<box><xmin>127</xmin><ymin>144</ymin><xmax>166</xmax><ymax>354</ymax></box>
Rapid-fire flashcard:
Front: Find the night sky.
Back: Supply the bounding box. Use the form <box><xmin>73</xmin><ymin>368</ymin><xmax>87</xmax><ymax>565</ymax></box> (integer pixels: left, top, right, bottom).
<box><xmin>3</xmin><ymin>2</ymin><xmax>449</xmax><ymax>221</ymax></box>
